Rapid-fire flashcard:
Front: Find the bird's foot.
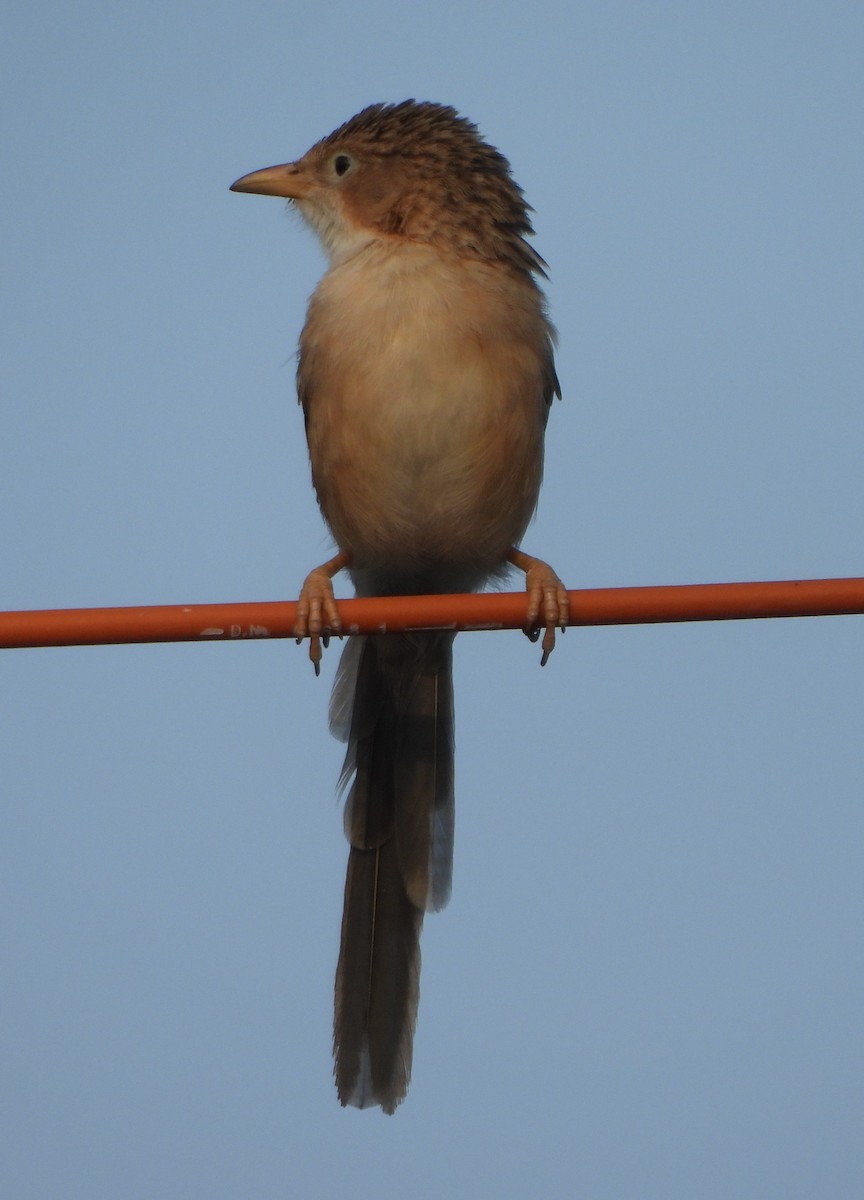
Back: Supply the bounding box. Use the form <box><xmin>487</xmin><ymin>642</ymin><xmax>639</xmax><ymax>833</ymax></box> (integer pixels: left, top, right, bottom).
<box><xmin>294</xmin><ymin>552</ymin><xmax>349</xmax><ymax>674</ymax></box>
<box><xmin>508</xmin><ymin>548</ymin><xmax>569</xmax><ymax>666</ymax></box>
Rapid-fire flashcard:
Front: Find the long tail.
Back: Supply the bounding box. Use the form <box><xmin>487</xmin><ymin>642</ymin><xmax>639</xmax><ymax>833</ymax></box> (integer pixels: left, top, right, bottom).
<box><xmin>330</xmin><ymin>632</ymin><xmax>455</xmax><ymax>1113</ymax></box>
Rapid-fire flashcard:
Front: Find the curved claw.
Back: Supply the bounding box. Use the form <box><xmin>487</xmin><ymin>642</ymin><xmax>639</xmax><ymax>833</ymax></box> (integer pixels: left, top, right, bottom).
<box><xmin>294</xmin><ymin>552</ymin><xmax>349</xmax><ymax>674</ymax></box>
<box><xmin>508</xmin><ymin>548</ymin><xmax>569</xmax><ymax>666</ymax></box>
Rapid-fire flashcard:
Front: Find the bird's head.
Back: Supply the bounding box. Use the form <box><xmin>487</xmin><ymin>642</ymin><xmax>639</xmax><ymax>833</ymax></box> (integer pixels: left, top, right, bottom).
<box><xmin>231</xmin><ymin>100</ymin><xmax>546</xmax><ymax>274</ymax></box>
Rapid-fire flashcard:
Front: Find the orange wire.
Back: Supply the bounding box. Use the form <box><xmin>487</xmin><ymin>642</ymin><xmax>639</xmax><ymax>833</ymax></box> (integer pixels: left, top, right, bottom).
<box><xmin>1</xmin><ymin>577</ymin><xmax>863</xmax><ymax>650</ymax></box>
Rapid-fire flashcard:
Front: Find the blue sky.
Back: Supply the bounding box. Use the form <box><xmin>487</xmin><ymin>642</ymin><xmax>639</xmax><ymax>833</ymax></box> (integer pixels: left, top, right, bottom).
<box><xmin>3</xmin><ymin>3</ymin><xmax>863</xmax><ymax>1197</ymax></box>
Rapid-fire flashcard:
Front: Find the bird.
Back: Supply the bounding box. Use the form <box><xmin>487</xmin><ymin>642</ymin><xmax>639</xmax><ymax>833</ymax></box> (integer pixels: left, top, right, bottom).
<box><xmin>231</xmin><ymin>100</ymin><xmax>567</xmax><ymax>1113</ymax></box>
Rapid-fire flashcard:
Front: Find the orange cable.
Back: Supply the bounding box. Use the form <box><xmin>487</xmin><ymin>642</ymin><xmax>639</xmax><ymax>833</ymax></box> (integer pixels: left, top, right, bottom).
<box><xmin>1</xmin><ymin>577</ymin><xmax>863</xmax><ymax>650</ymax></box>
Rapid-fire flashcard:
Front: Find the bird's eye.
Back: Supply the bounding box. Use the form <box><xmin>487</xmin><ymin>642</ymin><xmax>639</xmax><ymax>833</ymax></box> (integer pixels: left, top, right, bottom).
<box><xmin>332</xmin><ymin>154</ymin><xmax>354</xmax><ymax>177</ymax></box>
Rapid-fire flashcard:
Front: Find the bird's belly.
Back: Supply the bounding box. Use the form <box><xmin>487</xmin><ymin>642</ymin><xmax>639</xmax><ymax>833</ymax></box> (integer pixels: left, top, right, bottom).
<box><xmin>306</xmin><ymin>361</ymin><xmax>543</xmax><ymax>590</ymax></box>
<box><xmin>299</xmin><ymin>246</ymin><xmax>551</xmax><ymax>591</ymax></box>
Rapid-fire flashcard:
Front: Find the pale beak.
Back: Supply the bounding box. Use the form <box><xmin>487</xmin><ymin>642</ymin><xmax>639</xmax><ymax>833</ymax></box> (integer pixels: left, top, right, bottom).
<box><xmin>229</xmin><ymin>162</ymin><xmax>308</xmax><ymax>198</ymax></box>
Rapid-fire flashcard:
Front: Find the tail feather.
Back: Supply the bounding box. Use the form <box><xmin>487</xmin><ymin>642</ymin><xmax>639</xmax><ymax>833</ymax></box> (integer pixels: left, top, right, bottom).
<box><xmin>331</xmin><ymin>633</ymin><xmax>454</xmax><ymax>1112</ymax></box>
<box><xmin>334</xmin><ymin>843</ymin><xmax>422</xmax><ymax>1113</ymax></box>
<box><xmin>392</xmin><ymin>655</ymin><xmax>454</xmax><ymax>912</ymax></box>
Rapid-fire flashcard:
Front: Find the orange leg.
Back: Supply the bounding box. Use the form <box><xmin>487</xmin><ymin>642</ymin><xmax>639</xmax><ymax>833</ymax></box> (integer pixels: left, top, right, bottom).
<box><xmin>507</xmin><ymin>548</ymin><xmax>569</xmax><ymax>666</ymax></box>
<box><xmin>294</xmin><ymin>550</ymin><xmax>351</xmax><ymax>674</ymax></box>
